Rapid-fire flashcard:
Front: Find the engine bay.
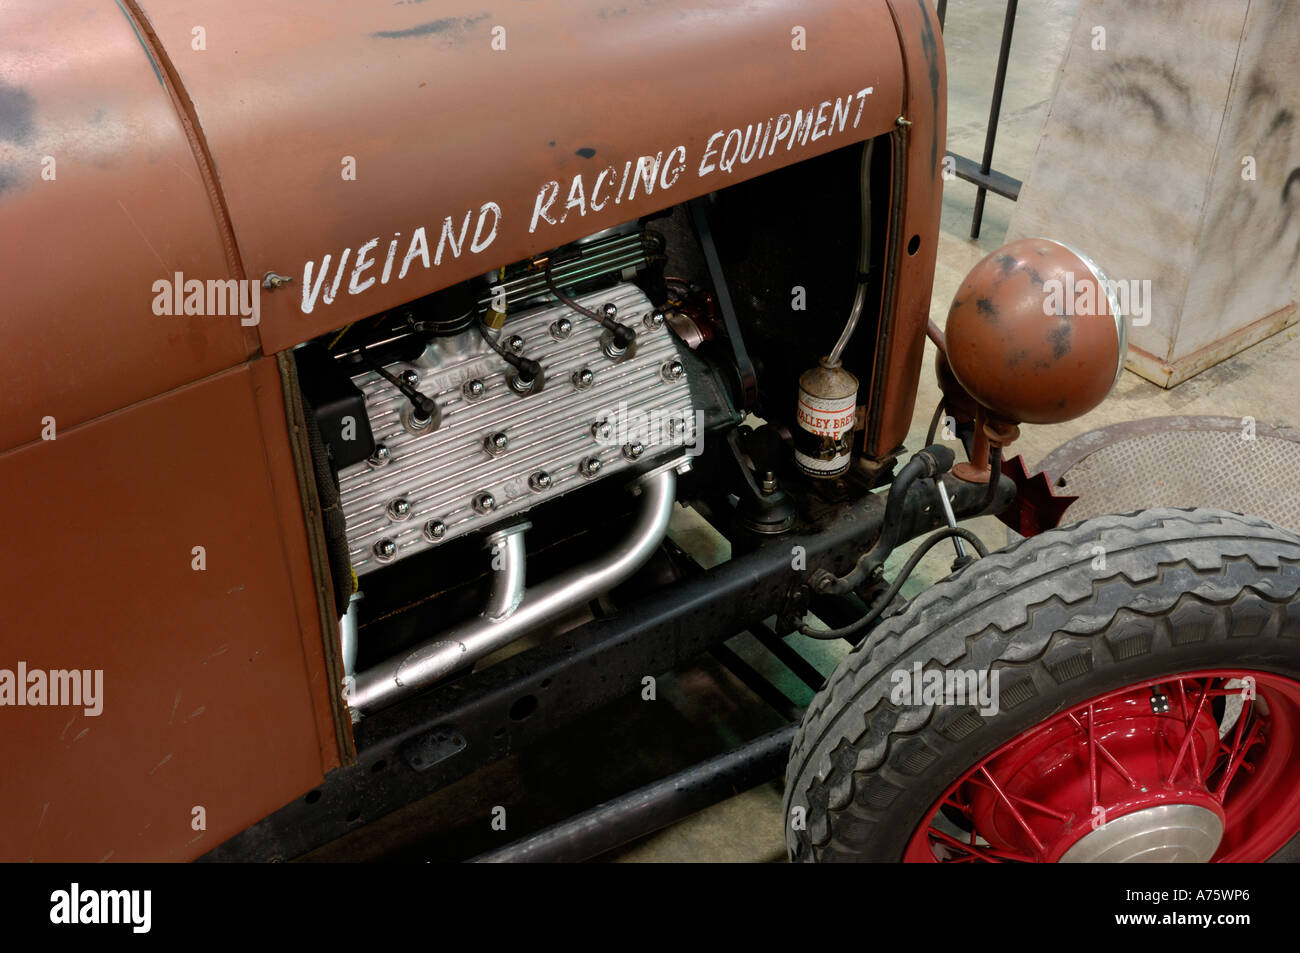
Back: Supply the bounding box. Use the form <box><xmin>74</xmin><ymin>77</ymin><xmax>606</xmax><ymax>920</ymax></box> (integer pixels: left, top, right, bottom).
<box><xmin>290</xmin><ymin>141</ymin><xmax>887</xmax><ymax>718</ymax></box>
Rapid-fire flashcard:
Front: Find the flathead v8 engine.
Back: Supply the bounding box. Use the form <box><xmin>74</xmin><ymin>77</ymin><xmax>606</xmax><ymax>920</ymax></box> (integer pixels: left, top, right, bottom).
<box><xmin>293</xmin><ymin>225</ymin><xmax>737</xmax><ymax>715</ymax></box>
<box><xmin>339</xmin><ymin>280</ymin><xmax>696</xmax><ymax>574</ymax></box>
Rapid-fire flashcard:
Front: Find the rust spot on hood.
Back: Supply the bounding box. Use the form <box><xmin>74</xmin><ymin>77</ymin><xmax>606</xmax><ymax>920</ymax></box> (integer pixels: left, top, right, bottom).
<box><xmin>371</xmin><ymin>13</ymin><xmax>489</xmax><ymax>40</ymax></box>
<box><xmin>0</xmin><ymin>82</ymin><xmax>35</xmax><ymax>144</ymax></box>
<box><xmin>1048</xmin><ymin>319</ymin><xmax>1072</xmax><ymax>359</ymax></box>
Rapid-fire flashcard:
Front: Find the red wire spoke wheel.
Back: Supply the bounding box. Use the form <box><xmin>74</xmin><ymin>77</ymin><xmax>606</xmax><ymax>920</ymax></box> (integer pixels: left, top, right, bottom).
<box><xmin>903</xmin><ymin>671</ymin><xmax>1300</xmax><ymax>862</ymax></box>
<box><xmin>785</xmin><ymin>509</ymin><xmax>1300</xmax><ymax>862</ymax></box>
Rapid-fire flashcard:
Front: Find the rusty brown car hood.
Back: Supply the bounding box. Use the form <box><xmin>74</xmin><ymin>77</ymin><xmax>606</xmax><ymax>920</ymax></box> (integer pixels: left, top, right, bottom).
<box><xmin>135</xmin><ymin>0</ymin><xmax>907</xmax><ymax>351</ymax></box>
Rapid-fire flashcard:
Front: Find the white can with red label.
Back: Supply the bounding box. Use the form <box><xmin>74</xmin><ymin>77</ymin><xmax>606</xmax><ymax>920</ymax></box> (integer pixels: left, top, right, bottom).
<box><xmin>794</xmin><ymin>362</ymin><xmax>859</xmax><ymax>477</ymax></box>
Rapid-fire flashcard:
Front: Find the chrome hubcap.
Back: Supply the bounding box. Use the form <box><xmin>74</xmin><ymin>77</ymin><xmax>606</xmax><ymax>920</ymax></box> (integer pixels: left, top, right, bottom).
<box><xmin>1059</xmin><ymin>804</ymin><xmax>1224</xmax><ymax>863</ymax></box>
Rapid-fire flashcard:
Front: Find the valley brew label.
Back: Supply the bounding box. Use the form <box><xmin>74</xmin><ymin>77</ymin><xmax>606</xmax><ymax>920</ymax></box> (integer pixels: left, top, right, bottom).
<box><xmin>794</xmin><ymin>379</ymin><xmax>858</xmax><ymax>476</ymax></box>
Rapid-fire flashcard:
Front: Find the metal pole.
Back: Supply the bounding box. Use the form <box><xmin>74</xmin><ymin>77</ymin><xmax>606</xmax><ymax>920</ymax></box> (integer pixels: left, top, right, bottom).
<box><xmin>749</xmin><ymin>621</ymin><xmax>826</xmax><ymax>692</ymax></box>
<box><xmin>471</xmin><ymin>725</ymin><xmax>797</xmax><ymax>863</ymax></box>
<box><xmin>970</xmin><ymin>0</ymin><xmax>1018</xmax><ymax>239</ymax></box>
<box><xmin>711</xmin><ymin>643</ymin><xmax>804</xmax><ymax>722</ymax></box>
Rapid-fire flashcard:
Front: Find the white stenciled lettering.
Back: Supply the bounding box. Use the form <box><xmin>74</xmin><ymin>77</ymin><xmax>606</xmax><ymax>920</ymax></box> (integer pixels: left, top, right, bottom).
<box><xmin>398</xmin><ymin>228</ymin><xmax>428</xmax><ymax>280</ymax></box>
<box><xmin>302</xmin><ymin>255</ymin><xmax>332</xmax><ymax>314</ymax></box>
<box><xmin>831</xmin><ymin>95</ymin><xmax>850</xmax><ymax>134</ymax></box>
<box><xmin>811</xmin><ymin>100</ymin><xmax>832</xmax><ymax>141</ymax></box>
<box><xmin>299</xmin><ymin>90</ymin><xmax>884</xmax><ymax>314</ymax></box>
<box><xmin>660</xmin><ymin>145</ymin><xmax>686</xmax><ymax>189</ymax></box>
<box><xmin>323</xmin><ymin>247</ymin><xmax>351</xmax><ymax>305</ymax></box>
<box><xmin>629</xmin><ymin>152</ymin><xmax>663</xmax><ymax>200</ymax></box>
<box><xmin>789</xmin><ymin>106</ymin><xmax>815</xmax><ymax>149</ymax></box>
<box><xmin>380</xmin><ymin>234</ymin><xmax>400</xmax><ymax>285</ymax></box>
<box><xmin>591</xmin><ymin>166</ymin><xmax>618</xmax><ymax>210</ymax></box>
<box><xmin>739</xmin><ymin>123</ymin><xmax>761</xmax><ymax>164</ymax></box>
<box><xmin>770</xmin><ymin>113</ymin><xmax>792</xmax><ymax>155</ymax></box>
<box><xmin>614</xmin><ymin>159</ymin><xmax>633</xmax><ymax>204</ymax></box>
<box><xmin>471</xmin><ymin>202</ymin><xmax>500</xmax><ymax>253</ymax></box>
<box><xmin>699</xmin><ymin>131</ymin><xmax>724</xmax><ymax>176</ymax></box>
<box><xmin>435</xmin><ymin>211</ymin><xmax>471</xmax><ymax>266</ymax></box>
<box><xmin>349</xmin><ymin>238</ymin><xmax>378</xmax><ymax>295</ymax></box>
<box><xmin>852</xmin><ymin>86</ymin><xmax>874</xmax><ymax>127</ymax></box>
<box><xmin>530</xmin><ymin>180</ymin><xmax>560</xmax><ymax>233</ymax></box>
<box><xmin>719</xmin><ymin>129</ymin><xmax>742</xmax><ymax>172</ymax></box>
<box><xmin>562</xmin><ymin>174</ymin><xmax>587</xmax><ymax>222</ymax></box>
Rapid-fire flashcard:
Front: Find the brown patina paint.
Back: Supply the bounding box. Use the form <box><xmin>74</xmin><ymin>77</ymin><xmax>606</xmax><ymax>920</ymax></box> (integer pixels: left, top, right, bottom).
<box><xmin>0</xmin><ymin>365</ymin><xmax>338</xmax><ymax>861</ymax></box>
<box><xmin>945</xmin><ymin>238</ymin><xmax>1122</xmax><ymax>426</ymax></box>
<box><xmin>0</xmin><ymin>0</ymin><xmax>250</xmax><ymax>454</ymax></box>
<box><xmin>864</xmin><ymin>0</ymin><xmax>947</xmax><ymax>458</ymax></box>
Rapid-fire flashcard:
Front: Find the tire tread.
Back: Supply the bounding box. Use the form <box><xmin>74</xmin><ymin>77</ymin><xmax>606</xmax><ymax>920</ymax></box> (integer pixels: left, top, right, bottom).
<box><xmin>784</xmin><ymin>508</ymin><xmax>1300</xmax><ymax>861</ymax></box>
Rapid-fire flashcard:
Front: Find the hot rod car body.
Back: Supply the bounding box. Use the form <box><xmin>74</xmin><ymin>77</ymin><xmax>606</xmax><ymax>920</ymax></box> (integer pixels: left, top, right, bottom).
<box><xmin>4</xmin><ymin>0</ymin><xmax>1298</xmax><ymax>864</ymax></box>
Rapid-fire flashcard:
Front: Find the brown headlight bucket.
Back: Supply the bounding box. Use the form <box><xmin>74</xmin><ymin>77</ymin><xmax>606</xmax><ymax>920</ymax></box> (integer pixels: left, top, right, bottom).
<box><xmin>944</xmin><ymin>238</ymin><xmax>1127</xmax><ymax>425</ymax></box>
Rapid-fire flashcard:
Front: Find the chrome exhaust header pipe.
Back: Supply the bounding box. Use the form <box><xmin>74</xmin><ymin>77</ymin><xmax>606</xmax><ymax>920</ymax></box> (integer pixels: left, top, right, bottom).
<box><xmin>347</xmin><ymin>461</ymin><xmax>682</xmax><ymax>717</ymax></box>
<box><xmin>340</xmin><ymin>591</ymin><xmax>362</xmax><ymax>677</ymax></box>
<box><xmin>482</xmin><ymin>523</ymin><xmax>529</xmax><ymax>622</ymax></box>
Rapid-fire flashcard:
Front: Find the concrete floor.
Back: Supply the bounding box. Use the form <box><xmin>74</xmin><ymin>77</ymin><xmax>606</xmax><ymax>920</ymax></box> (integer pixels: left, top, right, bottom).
<box><xmin>611</xmin><ymin>0</ymin><xmax>1300</xmax><ymax>862</ymax></box>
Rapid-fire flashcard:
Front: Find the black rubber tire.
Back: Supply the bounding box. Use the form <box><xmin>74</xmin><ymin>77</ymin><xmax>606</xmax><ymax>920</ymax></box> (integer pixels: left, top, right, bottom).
<box><xmin>784</xmin><ymin>507</ymin><xmax>1300</xmax><ymax>862</ymax></box>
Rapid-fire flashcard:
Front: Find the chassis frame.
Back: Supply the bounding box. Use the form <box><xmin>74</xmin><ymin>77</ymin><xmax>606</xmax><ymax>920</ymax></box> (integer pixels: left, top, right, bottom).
<box><xmin>205</xmin><ymin>461</ymin><xmax>1012</xmax><ymax>861</ymax></box>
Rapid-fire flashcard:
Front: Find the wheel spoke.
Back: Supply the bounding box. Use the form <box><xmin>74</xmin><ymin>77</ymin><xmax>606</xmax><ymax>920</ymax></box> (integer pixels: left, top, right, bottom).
<box><xmin>1215</xmin><ymin>720</ymin><xmax>1262</xmax><ymax>802</ymax></box>
<box><xmin>1065</xmin><ymin>711</ymin><xmax>1137</xmax><ymax>788</ymax></box>
<box><xmin>1167</xmin><ymin>677</ymin><xmax>1210</xmax><ymax>785</ymax></box>
<box><xmin>961</xmin><ymin>776</ymin><xmax>1070</xmax><ymax>821</ymax></box>
<box><xmin>1086</xmin><ymin>703</ymin><xmax>1098</xmax><ymax>812</ymax></box>
<box><xmin>907</xmin><ymin>670</ymin><xmax>1300</xmax><ymax>864</ymax></box>
<box><xmin>978</xmin><ymin>766</ymin><xmax>1046</xmax><ymax>855</ymax></box>
<box><xmin>1212</xmin><ymin>688</ymin><xmax>1254</xmax><ymax>796</ymax></box>
<box><xmin>929</xmin><ymin>829</ymin><xmax>994</xmax><ymax>862</ymax></box>
<box><xmin>927</xmin><ymin>828</ymin><xmax>1036</xmax><ymax>863</ymax></box>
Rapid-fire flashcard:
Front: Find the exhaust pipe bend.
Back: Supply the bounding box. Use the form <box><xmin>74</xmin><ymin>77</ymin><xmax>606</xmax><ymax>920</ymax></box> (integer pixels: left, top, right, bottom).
<box><xmin>348</xmin><ymin>466</ymin><xmax>679</xmax><ymax>716</ymax></box>
<box><xmin>482</xmin><ymin>523</ymin><xmax>529</xmax><ymax>622</ymax></box>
